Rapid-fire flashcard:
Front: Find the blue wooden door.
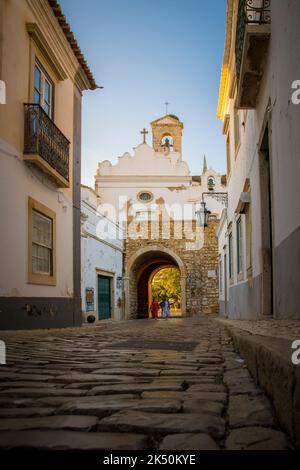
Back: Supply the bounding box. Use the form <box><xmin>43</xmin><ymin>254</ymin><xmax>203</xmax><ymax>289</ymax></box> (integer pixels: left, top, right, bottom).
<box><xmin>98</xmin><ymin>276</ymin><xmax>111</xmax><ymax>320</ymax></box>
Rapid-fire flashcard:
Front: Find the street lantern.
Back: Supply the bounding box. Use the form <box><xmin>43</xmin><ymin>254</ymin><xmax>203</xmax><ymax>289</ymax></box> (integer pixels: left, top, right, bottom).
<box><xmin>196</xmin><ymin>201</ymin><xmax>211</xmax><ymax>228</ymax></box>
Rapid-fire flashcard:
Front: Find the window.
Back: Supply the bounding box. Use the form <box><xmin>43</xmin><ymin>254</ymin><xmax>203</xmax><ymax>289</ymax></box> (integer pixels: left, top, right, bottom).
<box><xmin>228</xmin><ymin>231</ymin><xmax>233</xmax><ymax>280</ymax></box>
<box><xmin>226</xmin><ymin>133</ymin><xmax>231</xmax><ymax>176</ymax></box>
<box><xmin>236</xmin><ymin>216</ymin><xmax>243</xmax><ymax>275</ymax></box>
<box><xmin>137</xmin><ymin>191</ymin><xmax>153</xmax><ymax>202</ymax></box>
<box><xmin>34</xmin><ymin>62</ymin><xmax>54</xmax><ymax>118</ymax></box>
<box><xmin>234</xmin><ymin>106</ymin><xmax>240</xmax><ymax>153</ymax></box>
<box><xmin>32</xmin><ymin>211</ymin><xmax>52</xmax><ymax>275</ymax></box>
<box><xmin>28</xmin><ymin>198</ymin><xmax>56</xmax><ymax>285</ymax></box>
<box><xmin>207</xmin><ymin>176</ymin><xmax>216</xmax><ymax>191</ymax></box>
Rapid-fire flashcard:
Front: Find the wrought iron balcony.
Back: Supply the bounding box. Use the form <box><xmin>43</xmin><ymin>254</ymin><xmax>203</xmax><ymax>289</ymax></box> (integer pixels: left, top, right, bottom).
<box><xmin>23</xmin><ymin>104</ymin><xmax>70</xmax><ymax>187</ymax></box>
<box><xmin>235</xmin><ymin>0</ymin><xmax>271</xmax><ymax>108</ymax></box>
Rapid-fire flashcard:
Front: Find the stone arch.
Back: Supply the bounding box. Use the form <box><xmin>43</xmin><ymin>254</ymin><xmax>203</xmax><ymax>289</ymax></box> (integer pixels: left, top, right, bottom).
<box><xmin>124</xmin><ymin>245</ymin><xmax>187</xmax><ymax>319</ymax></box>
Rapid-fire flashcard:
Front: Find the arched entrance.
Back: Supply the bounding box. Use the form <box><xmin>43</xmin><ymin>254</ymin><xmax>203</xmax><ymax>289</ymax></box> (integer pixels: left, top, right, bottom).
<box><xmin>124</xmin><ymin>246</ymin><xmax>187</xmax><ymax>319</ymax></box>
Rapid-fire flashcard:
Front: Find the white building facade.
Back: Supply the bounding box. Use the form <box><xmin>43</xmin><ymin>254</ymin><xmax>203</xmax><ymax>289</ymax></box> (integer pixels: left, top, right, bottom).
<box><xmin>217</xmin><ymin>0</ymin><xmax>300</xmax><ymax>319</ymax></box>
<box><xmin>95</xmin><ymin>114</ymin><xmax>227</xmax><ymax>319</ymax></box>
<box><xmin>81</xmin><ymin>186</ymin><xmax>123</xmax><ymax>322</ymax></box>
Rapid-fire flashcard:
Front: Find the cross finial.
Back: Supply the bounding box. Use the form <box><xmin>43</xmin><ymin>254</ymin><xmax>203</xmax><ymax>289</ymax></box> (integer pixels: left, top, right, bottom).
<box><xmin>140</xmin><ymin>127</ymin><xmax>148</xmax><ymax>144</ymax></box>
<box><xmin>164</xmin><ymin>101</ymin><xmax>169</xmax><ymax>115</ymax></box>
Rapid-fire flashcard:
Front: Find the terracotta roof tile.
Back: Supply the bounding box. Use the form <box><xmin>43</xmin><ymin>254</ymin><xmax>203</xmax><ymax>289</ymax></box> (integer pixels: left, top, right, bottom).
<box><xmin>48</xmin><ymin>0</ymin><xmax>98</xmax><ymax>90</ymax></box>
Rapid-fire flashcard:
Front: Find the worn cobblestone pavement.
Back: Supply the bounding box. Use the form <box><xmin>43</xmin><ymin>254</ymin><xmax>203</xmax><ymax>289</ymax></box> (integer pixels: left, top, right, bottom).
<box><xmin>0</xmin><ymin>317</ymin><xmax>292</xmax><ymax>450</ymax></box>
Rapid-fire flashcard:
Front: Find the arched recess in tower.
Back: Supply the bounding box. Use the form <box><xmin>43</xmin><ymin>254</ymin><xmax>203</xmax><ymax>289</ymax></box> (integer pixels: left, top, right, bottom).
<box><xmin>124</xmin><ymin>246</ymin><xmax>187</xmax><ymax>320</ymax></box>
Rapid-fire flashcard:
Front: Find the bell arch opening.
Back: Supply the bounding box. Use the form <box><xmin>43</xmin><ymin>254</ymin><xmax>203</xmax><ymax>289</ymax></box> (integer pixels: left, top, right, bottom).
<box><xmin>124</xmin><ymin>246</ymin><xmax>187</xmax><ymax>320</ymax></box>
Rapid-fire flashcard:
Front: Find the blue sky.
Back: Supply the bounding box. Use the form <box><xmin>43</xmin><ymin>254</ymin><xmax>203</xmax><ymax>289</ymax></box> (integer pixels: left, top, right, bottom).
<box><xmin>60</xmin><ymin>0</ymin><xmax>227</xmax><ymax>186</ymax></box>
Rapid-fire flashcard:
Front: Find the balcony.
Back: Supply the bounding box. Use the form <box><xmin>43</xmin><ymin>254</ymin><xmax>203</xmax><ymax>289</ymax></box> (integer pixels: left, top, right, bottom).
<box><xmin>23</xmin><ymin>104</ymin><xmax>70</xmax><ymax>187</ymax></box>
<box><xmin>235</xmin><ymin>0</ymin><xmax>271</xmax><ymax>109</ymax></box>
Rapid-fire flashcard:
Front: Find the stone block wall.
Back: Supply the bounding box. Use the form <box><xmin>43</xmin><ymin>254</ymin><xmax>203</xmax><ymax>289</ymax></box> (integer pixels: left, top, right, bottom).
<box><xmin>123</xmin><ymin>216</ymin><xmax>219</xmax><ymax>318</ymax></box>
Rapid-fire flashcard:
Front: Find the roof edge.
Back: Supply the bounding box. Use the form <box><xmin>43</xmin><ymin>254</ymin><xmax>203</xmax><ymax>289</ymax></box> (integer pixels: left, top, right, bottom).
<box><xmin>48</xmin><ymin>0</ymin><xmax>98</xmax><ymax>90</ymax></box>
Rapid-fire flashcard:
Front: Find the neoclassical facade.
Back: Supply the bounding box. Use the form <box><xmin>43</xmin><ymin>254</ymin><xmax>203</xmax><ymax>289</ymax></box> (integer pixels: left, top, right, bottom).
<box><xmin>95</xmin><ymin>115</ymin><xmax>227</xmax><ymax>319</ymax></box>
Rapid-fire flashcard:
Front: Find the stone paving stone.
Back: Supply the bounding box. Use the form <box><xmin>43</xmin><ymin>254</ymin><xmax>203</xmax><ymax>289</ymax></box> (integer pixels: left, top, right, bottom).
<box><xmin>57</xmin><ymin>398</ymin><xmax>181</xmax><ymax>417</ymax></box>
<box><xmin>98</xmin><ymin>410</ymin><xmax>226</xmax><ymax>438</ymax></box>
<box><xmin>226</xmin><ymin>427</ymin><xmax>290</xmax><ymax>450</ymax></box>
<box><xmin>141</xmin><ymin>391</ymin><xmax>184</xmax><ymax>399</ymax></box>
<box><xmin>52</xmin><ymin>373</ymin><xmax>138</xmax><ymax>384</ymax></box>
<box><xmin>184</xmin><ymin>384</ymin><xmax>226</xmax><ymax>393</ymax></box>
<box><xmin>185</xmin><ymin>389</ymin><xmax>227</xmax><ymax>404</ymax></box>
<box><xmin>226</xmin><ymin>381</ymin><xmax>263</xmax><ymax>396</ymax></box>
<box><xmin>92</xmin><ymin>368</ymin><xmax>160</xmax><ymax>376</ymax></box>
<box><xmin>183</xmin><ymin>399</ymin><xmax>224</xmax><ymax>415</ymax></box>
<box><xmin>228</xmin><ymin>394</ymin><xmax>276</xmax><ymax>428</ymax></box>
<box><xmin>87</xmin><ymin>382</ymin><xmax>184</xmax><ymax>396</ymax></box>
<box><xmin>224</xmin><ymin>368</ymin><xmax>252</xmax><ymax>382</ymax></box>
<box><xmin>160</xmin><ymin>370</ymin><xmax>205</xmax><ymax>376</ymax></box>
<box><xmin>0</xmin><ymin>388</ymin><xmax>87</xmax><ymax>397</ymax></box>
<box><xmin>0</xmin><ymin>381</ymin><xmax>60</xmax><ymax>388</ymax></box>
<box><xmin>0</xmin><ymin>316</ymin><xmax>292</xmax><ymax>450</ymax></box>
<box><xmin>0</xmin><ymin>372</ymin><xmax>54</xmax><ymax>382</ymax></box>
<box><xmin>0</xmin><ymin>430</ymin><xmax>149</xmax><ymax>450</ymax></box>
<box><xmin>0</xmin><ymin>408</ymin><xmax>55</xmax><ymax>418</ymax></box>
<box><xmin>0</xmin><ymin>415</ymin><xmax>98</xmax><ymax>432</ymax></box>
<box><xmin>159</xmin><ymin>433</ymin><xmax>220</xmax><ymax>450</ymax></box>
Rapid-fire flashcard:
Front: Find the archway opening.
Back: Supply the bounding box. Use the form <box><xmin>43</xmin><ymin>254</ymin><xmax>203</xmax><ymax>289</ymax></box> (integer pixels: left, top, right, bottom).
<box><xmin>126</xmin><ymin>247</ymin><xmax>186</xmax><ymax>320</ymax></box>
<box><xmin>150</xmin><ymin>266</ymin><xmax>182</xmax><ymax>317</ymax></box>
<box><xmin>161</xmin><ymin>134</ymin><xmax>174</xmax><ymax>148</ymax></box>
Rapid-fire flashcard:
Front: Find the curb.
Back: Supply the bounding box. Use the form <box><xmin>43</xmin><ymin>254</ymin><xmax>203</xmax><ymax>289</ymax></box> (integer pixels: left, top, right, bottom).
<box><xmin>215</xmin><ymin>320</ymin><xmax>300</xmax><ymax>449</ymax></box>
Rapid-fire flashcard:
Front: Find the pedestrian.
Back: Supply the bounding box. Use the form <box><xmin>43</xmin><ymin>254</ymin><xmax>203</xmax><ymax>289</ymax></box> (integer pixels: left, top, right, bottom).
<box><xmin>150</xmin><ymin>298</ymin><xmax>159</xmax><ymax>320</ymax></box>
<box><xmin>161</xmin><ymin>298</ymin><xmax>170</xmax><ymax>319</ymax></box>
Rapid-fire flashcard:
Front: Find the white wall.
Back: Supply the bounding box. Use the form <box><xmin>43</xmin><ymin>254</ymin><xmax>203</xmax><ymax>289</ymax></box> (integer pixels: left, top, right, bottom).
<box><xmin>81</xmin><ymin>186</ymin><xmax>123</xmax><ymax>321</ymax></box>
<box><xmin>0</xmin><ymin>138</ymin><xmax>74</xmax><ymax>298</ymax></box>
<box><xmin>270</xmin><ymin>0</ymin><xmax>300</xmax><ymax>247</ymax></box>
<box><xmin>96</xmin><ymin>143</ymin><xmax>226</xmax><ymax>222</ymax></box>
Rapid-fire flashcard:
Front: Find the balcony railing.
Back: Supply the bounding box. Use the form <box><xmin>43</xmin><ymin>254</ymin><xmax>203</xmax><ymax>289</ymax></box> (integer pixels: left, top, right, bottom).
<box><xmin>235</xmin><ymin>0</ymin><xmax>271</xmax><ymax>108</ymax></box>
<box><xmin>24</xmin><ymin>104</ymin><xmax>70</xmax><ymax>186</ymax></box>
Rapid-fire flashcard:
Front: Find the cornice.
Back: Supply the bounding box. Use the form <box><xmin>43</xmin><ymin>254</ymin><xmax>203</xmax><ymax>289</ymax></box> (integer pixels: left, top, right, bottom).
<box><xmin>26</xmin><ymin>23</ymin><xmax>67</xmax><ymax>80</ymax></box>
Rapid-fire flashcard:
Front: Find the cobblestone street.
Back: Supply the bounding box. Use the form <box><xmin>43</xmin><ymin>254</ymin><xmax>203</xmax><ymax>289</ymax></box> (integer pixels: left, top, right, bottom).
<box><xmin>0</xmin><ymin>317</ymin><xmax>292</xmax><ymax>450</ymax></box>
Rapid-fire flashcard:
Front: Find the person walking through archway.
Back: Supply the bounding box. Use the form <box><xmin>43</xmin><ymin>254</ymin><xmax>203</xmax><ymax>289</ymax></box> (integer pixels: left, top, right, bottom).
<box><xmin>161</xmin><ymin>298</ymin><xmax>170</xmax><ymax>319</ymax></box>
<box><xmin>150</xmin><ymin>298</ymin><xmax>159</xmax><ymax>320</ymax></box>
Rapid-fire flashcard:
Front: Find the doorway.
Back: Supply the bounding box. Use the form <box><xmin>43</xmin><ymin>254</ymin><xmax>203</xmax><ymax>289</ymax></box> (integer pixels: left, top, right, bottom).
<box><xmin>259</xmin><ymin>123</ymin><xmax>274</xmax><ymax>317</ymax></box>
<box><xmin>97</xmin><ymin>275</ymin><xmax>111</xmax><ymax>320</ymax></box>
<box><xmin>224</xmin><ymin>252</ymin><xmax>228</xmax><ymax>317</ymax></box>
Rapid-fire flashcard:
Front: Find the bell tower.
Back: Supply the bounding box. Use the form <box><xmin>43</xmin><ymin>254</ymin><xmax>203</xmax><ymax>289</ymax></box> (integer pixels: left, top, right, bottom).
<box><xmin>151</xmin><ymin>114</ymin><xmax>184</xmax><ymax>154</ymax></box>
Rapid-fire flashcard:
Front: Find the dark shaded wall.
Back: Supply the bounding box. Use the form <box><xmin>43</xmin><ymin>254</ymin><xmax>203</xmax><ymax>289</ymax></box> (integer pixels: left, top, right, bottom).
<box><xmin>72</xmin><ymin>85</ymin><xmax>83</xmax><ymax>326</ymax></box>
